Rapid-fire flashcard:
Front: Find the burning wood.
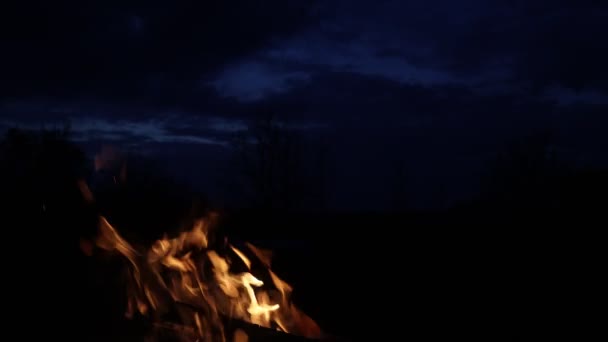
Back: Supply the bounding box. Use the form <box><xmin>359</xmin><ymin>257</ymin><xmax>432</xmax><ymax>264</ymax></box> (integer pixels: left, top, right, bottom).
<box><xmin>150</xmin><ymin>317</ymin><xmax>339</xmax><ymax>342</ymax></box>
<box><xmin>158</xmin><ymin>304</ymin><xmax>342</xmax><ymax>342</ymax></box>
<box><xmin>82</xmin><ymin>178</ymin><xmax>323</xmax><ymax>342</ymax></box>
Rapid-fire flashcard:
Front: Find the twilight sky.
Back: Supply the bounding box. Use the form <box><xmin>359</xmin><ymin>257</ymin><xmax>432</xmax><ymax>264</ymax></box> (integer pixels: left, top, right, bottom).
<box><xmin>1</xmin><ymin>0</ymin><xmax>607</xmax><ymax>209</ymax></box>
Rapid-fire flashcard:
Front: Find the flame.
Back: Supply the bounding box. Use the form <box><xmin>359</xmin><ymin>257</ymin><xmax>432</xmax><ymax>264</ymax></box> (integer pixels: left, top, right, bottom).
<box><xmin>91</xmin><ymin>212</ymin><xmax>321</xmax><ymax>341</ymax></box>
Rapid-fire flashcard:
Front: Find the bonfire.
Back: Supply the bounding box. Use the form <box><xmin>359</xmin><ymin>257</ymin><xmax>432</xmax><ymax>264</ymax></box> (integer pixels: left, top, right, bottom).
<box><xmin>79</xmin><ymin>177</ymin><xmax>322</xmax><ymax>342</ymax></box>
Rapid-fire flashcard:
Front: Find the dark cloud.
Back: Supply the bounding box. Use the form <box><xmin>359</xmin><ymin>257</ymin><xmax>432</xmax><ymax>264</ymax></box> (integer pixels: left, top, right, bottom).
<box><xmin>4</xmin><ymin>0</ymin><xmax>606</xmax><ymax>102</ymax></box>
<box><xmin>433</xmin><ymin>1</ymin><xmax>608</xmax><ymax>92</ymax></box>
<box><xmin>278</xmin><ymin>0</ymin><xmax>608</xmax><ymax>94</ymax></box>
<box><xmin>1</xmin><ymin>0</ymin><xmax>319</xmax><ymax>100</ymax></box>
<box><xmin>249</xmin><ymin>70</ymin><xmax>536</xmax><ymax>125</ymax></box>
<box><xmin>422</xmin><ymin>1</ymin><xmax>607</xmax><ymax>91</ymax></box>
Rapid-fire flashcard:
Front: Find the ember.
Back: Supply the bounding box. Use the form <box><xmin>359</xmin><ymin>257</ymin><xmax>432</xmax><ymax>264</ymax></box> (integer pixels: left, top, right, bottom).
<box><xmin>82</xmin><ymin>182</ymin><xmax>323</xmax><ymax>342</ymax></box>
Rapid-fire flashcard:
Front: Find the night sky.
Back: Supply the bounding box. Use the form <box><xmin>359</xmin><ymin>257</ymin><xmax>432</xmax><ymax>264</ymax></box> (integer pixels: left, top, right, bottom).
<box><xmin>2</xmin><ymin>0</ymin><xmax>607</xmax><ymax>210</ymax></box>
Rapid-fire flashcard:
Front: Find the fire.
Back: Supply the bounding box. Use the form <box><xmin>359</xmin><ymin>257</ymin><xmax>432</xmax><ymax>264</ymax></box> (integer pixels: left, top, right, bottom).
<box><xmin>89</xmin><ymin>208</ymin><xmax>321</xmax><ymax>341</ymax></box>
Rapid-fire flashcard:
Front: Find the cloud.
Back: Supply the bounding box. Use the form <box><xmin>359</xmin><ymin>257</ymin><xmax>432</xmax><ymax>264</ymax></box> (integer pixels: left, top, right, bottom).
<box><xmin>209</xmin><ymin>26</ymin><xmax>458</xmax><ymax>101</ymax></box>
<box><xmin>205</xmin><ymin>117</ymin><xmax>248</xmax><ymax>133</ymax></box>
<box><xmin>258</xmin><ymin>0</ymin><xmax>608</xmax><ymax>95</ymax></box>
<box><xmin>543</xmin><ymin>86</ymin><xmax>608</xmax><ymax>107</ymax></box>
<box><xmin>4</xmin><ymin>0</ymin><xmax>606</xmax><ymax>108</ymax></box>
<box><xmin>248</xmin><ymin>71</ymin><xmax>479</xmax><ymax>125</ymax></box>
<box><xmin>207</xmin><ymin>0</ymin><xmax>534</xmax><ymax>102</ymax></box>
<box><xmin>390</xmin><ymin>0</ymin><xmax>608</xmax><ymax>92</ymax></box>
<box><xmin>245</xmin><ymin>69</ymin><xmax>608</xmax><ymax>167</ymax></box>
<box><xmin>0</xmin><ymin>117</ymin><xmax>230</xmax><ymax>147</ymax></box>
<box><xmin>209</xmin><ymin>60</ymin><xmax>311</xmax><ymax>101</ymax></box>
<box><xmin>0</xmin><ymin>0</ymin><xmax>319</xmax><ymax>100</ymax></box>
<box><xmin>0</xmin><ymin>97</ymin><xmax>332</xmax><ymax>152</ymax></box>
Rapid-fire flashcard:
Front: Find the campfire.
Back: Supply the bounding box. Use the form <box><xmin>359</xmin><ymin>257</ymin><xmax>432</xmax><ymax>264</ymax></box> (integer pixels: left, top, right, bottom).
<box><xmin>79</xmin><ymin>178</ymin><xmax>324</xmax><ymax>342</ymax></box>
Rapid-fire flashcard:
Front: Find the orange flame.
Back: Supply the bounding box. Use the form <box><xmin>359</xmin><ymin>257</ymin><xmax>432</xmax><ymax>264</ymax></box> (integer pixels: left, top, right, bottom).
<box><xmin>91</xmin><ymin>212</ymin><xmax>321</xmax><ymax>341</ymax></box>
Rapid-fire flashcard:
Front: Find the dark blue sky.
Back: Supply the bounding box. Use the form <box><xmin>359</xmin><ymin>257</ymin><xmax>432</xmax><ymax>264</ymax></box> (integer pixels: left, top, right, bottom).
<box><xmin>1</xmin><ymin>0</ymin><xmax>607</xmax><ymax>209</ymax></box>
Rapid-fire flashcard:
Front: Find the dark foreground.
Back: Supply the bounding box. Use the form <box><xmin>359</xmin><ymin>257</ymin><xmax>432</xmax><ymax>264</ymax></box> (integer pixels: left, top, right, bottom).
<box><xmin>10</xmin><ymin>209</ymin><xmax>592</xmax><ymax>341</ymax></box>
<box><xmin>1</xmin><ymin>129</ymin><xmax>602</xmax><ymax>340</ymax></box>
<box><xmin>2</xmin><ymin>199</ymin><xmax>601</xmax><ymax>342</ymax></box>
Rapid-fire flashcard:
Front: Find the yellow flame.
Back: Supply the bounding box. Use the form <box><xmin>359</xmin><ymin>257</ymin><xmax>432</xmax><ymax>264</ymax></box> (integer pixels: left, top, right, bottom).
<box><xmin>92</xmin><ymin>213</ymin><xmax>321</xmax><ymax>341</ymax></box>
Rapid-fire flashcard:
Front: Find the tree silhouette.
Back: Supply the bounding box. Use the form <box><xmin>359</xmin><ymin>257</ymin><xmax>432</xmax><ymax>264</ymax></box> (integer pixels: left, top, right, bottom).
<box><xmin>0</xmin><ymin>126</ymin><xmax>90</xmax><ymax>222</ymax></box>
<box><xmin>481</xmin><ymin>130</ymin><xmax>563</xmax><ymax>210</ymax></box>
<box><xmin>226</xmin><ymin>112</ymin><xmax>329</xmax><ymax>212</ymax></box>
<box><xmin>388</xmin><ymin>156</ymin><xmax>409</xmax><ymax>212</ymax></box>
<box><xmin>0</xmin><ymin>127</ymin><xmax>114</xmax><ymax>338</ymax></box>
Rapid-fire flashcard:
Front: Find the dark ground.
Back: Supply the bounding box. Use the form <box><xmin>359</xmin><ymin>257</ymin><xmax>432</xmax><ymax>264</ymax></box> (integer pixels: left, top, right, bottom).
<box><xmin>222</xmin><ymin>209</ymin><xmax>603</xmax><ymax>340</ymax></box>
<box><xmin>3</xmin><ymin>191</ymin><xmax>602</xmax><ymax>341</ymax></box>
<box><xmin>0</xmin><ymin>129</ymin><xmax>602</xmax><ymax>340</ymax></box>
